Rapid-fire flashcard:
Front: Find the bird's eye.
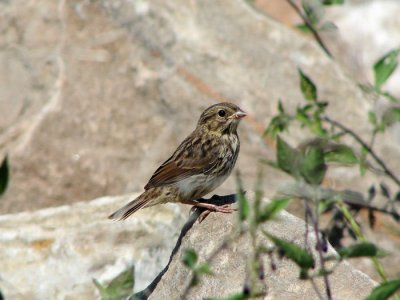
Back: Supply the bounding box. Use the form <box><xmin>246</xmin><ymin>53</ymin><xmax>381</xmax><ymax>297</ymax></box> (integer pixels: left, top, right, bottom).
<box><xmin>218</xmin><ymin>109</ymin><xmax>226</xmax><ymax>117</ymax></box>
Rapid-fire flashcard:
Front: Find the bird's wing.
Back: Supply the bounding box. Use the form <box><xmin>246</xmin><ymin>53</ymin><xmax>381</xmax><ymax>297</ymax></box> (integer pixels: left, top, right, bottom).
<box><xmin>144</xmin><ymin>132</ymin><xmax>219</xmax><ymax>190</ymax></box>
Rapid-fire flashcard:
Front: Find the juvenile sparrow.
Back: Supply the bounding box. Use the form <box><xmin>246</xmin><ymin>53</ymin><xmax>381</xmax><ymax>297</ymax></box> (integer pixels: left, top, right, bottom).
<box><xmin>109</xmin><ymin>102</ymin><xmax>247</xmax><ymax>221</ymax></box>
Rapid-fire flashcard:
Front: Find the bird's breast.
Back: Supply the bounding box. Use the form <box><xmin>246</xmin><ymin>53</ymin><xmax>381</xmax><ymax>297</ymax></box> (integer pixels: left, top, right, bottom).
<box><xmin>176</xmin><ymin>133</ymin><xmax>240</xmax><ymax>200</ymax></box>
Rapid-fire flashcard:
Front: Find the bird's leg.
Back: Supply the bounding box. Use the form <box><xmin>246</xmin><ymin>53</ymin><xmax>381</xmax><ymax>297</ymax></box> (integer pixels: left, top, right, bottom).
<box><xmin>184</xmin><ymin>199</ymin><xmax>236</xmax><ymax>213</ymax></box>
<box><xmin>183</xmin><ymin>199</ymin><xmax>237</xmax><ymax>222</ymax></box>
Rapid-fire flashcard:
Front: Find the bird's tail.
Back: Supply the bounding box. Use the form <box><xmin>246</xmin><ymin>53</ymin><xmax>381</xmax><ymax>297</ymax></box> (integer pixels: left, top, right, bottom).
<box><xmin>108</xmin><ymin>193</ymin><xmax>152</xmax><ymax>221</ymax></box>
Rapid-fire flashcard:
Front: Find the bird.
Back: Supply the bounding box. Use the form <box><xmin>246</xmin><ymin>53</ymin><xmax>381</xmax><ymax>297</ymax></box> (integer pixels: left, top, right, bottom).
<box><xmin>108</xmin><ymin>102</ymin><xmax>247</xmax><ymax>221</ymax></box>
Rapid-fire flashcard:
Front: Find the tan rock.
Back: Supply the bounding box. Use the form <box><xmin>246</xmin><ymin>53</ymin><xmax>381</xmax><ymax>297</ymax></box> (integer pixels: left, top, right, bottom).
<box><xmin>1</xmin><ymin>0</ymin><xmax>398</xmax><ymax>215</ymax></box>
<box><xmin>149</xmin><ymin>199</ymin><xmax>376</xmax><ymax>300</ymax></box>
<box><xmin>0</xmin><ymin>194</ymin><xmax>186</xmax><ymax>299</ymax></box>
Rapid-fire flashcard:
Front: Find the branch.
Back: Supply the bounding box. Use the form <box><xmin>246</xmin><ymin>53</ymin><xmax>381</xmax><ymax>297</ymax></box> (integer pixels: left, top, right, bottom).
<box><xmin>323</xmin><ymin>116</ymin><xmax>400</xmax><ymax>187</ymax></box>
<box><xmin>305</xmin><ymin>202</ymin><xmax>332</xmax><ymax>300</ymax></box>
<box><xmin>285</xmin><ymin>0</ymin><xmax>333</xmax><ymax>58</ymax></box>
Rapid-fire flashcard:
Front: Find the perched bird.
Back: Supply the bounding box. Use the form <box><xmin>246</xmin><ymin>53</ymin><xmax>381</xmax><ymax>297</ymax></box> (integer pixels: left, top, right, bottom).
<box><xmin>109</xmin><ymin>102</ymin><xmax>247</xmax><ymax>221</ymax></box>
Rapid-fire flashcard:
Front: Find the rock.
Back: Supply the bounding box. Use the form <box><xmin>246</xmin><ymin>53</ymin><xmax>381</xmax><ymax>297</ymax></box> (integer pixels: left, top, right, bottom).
<box><xmin>149</xmin><ymin>197</ymin><xmax>376</xmax><ymax>299</ymax></box>
<box><xmin>324</xmin><ymin>0</ymin><xmax>400</xmax><ymax>97</ymax></box>
<box><xmin>0</xmin><ymin>194</ymin><xmax>376</xmax><ymax>299</ymax></box>
<box><xmin>1</xmin><ymin>0</ymin><xmax>399</xmax><ymax>215</ymax></box>
<box><xmin>0</xmin><ymin>0</ymin><xmax>399</xmax><ymax>287</ymax></box>
<box><xmin>0</xmin><ymin>194</ymin><xmax>186</xmax><ymax>299</ymax></box>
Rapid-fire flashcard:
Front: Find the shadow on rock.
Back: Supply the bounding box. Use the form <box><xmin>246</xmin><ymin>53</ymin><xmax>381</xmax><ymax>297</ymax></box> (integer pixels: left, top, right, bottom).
<box><xmin>133</xmin><ymin>193</ymin><xmax>237</xmax><ymax>300</ymax></box>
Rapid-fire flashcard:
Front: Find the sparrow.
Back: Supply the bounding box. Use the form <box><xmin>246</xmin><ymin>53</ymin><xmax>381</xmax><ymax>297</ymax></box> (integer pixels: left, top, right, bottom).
<box><xmin>109</xmin><ymin>102</ymin><xmax>247</xmax><ymax>221</ymax></box>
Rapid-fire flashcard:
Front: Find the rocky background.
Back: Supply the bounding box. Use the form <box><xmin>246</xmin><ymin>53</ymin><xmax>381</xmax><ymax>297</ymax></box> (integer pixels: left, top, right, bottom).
<box><xmin>0</xmin><ymin>0</ymin><xmax>399</xmax><ymax>299</ymax></box>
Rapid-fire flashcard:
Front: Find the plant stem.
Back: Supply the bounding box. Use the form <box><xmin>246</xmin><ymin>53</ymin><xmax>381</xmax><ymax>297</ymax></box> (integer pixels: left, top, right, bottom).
<box><xmin>285</xmin><ymin>0</ymin><xmax>333</xmax><ymax>58</ymax></box>
<box><xmin>305</xmin><ymin>199</ymin><xmax>332</xmax><ymax>300</ymax></box>
<box><xmin>338</xmin><ymin>204</ymin><xmax>388</xmax><ymax>281</ymax></box>
<box><xmin>323</xmin><ymin>116</ymin><xmax>400</xmax><ymax>187</ymax></box>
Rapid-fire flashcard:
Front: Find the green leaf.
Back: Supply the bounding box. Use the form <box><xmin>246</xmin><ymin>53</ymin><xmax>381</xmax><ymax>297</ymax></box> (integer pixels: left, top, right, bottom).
<box><xmin>264</xmin><ymin>115</ymin><xmax>291</xmax><ymax>137</ymax></box>
<box><xmin>359</xmin><ymin>147</ymin><xmax>368</xmax><ymax>176</ymax></box>
<box><xmin>338</xmin><ymin>242</ymin><xmax>380</xmax><ymax>258</ymax></box>
<box><xmin>301</xmin><ymin>146</ymin><xmax>326</xmax><ymax>185</ymax></box>
<box><xmin>318</xmin><ymin>199</ymin><xmax>336</xmax><ymax>214</ymax></box>
<box><xmin>278</xmin><ymin>99</ymin><xmax>285</xmax><ymax>113</ymax></box>
<box><xmin>380</xmin><ymin>91</ymin><xmax>400</xmax><ymax>103</ymax></box>
<box><xmin>93</xmin><ymin>279</ymin><xmax>109</xmax><ymax>300</ymax></box>
<box><xmin>382</xmin><ymin>107</ymin><xmax>400</xmax><ymax>126</ymax></box>
<box><xmin>93</xmin><ymin>266</ymin><xmax>135</xmax><ymax>300</ymax></box>
<box><xmin>236</xmin><ymin>174</ymin><xmax>249</xmax><ymax>221</ymax></box>
<box><xmin>277</xmin><ymin>136</ymin><xmax>302</xmax><ymax>178</ymax></box>
<box><xmin>365</xmin><ymin>279</ymin><xmax>400</xmax><ymax>300</ymax></box>
<box><xmin>266</xmin><ymin>233</ymin><xmax>315</xmax><ymax>269</ymax></box>
<box><xmin>182</xmin><ymin>249</ymin><xmax>198</xmax><ymax>269</ymax></box>
<box><xmin>322</xmin><ymin>0</ymin><xmax>344</xmax><ymax>5</ymax></box>
<box><xmin>373</xmin><ymin>49</ymin><xmax>399</xmax><ymax>89</ymax></box>
<box><xmin>296</xmin><ymin>23</ymin><xmax>312</xmax><ymax>33</ymax></box>
<box><xmin>325</xmin><ymin>144</ymin><xmax>358</xmax><ymax>165</ymax></box>
<box><xmin>368</xmin><ymin>111</ymin><xmax>378</xmax><ymax>126</ymax></box>
<box><xmin>310</xmin><ymin>116</ymin><xmax>327</xmax><ymax>137</ymax></box>
<box><xmin>0</xmin><ymin>156</ymin><xmax>9</xmax><ymax>197</ymax></box>
<box><xmin>107</xmin><ymin>267</ymin><xmax>135</xmax><ymax>298</ymax></box>
<box><xmin>296</xmin><ymin>107</ymin><xmax>312</xmax><ymax>126</ymax></box>
<box><xmin>197</xmin><ymin>263</ymin><xmax>213</xmax><ymax>275</ymax></box>
<box><xmin>257</xmin><ymin>197</ymin><xmax>290</xmax><ymax>223</ymax></box>
<box><xmin>301</xmin><ymin>1</ymin><xmax>320</xmax><ymax>25</ymax></box>
<box><xmin>298</xmin><ymin>69</ymin><xmax>317</xmax><ymax>102</ymax></box>
<box><xmin>318</xmin><ymin>21</ymin><xmax>337</xmax><ymax>31</ymax></box>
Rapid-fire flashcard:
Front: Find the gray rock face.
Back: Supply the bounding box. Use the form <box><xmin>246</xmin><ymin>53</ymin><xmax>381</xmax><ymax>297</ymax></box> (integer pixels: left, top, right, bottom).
<box><xmin>0</xmin><ymin>0</ymin><xmax>399</xmax><ymax>289</ymax></box>
<box><xmin>1</xmin><ymin>0</ymin><xmax>399</xmax><ymax>215</ymax></box>
<box><xmin>0</xmin><ymin>195</ymin><xmax>376</xmax><ymax>299</ymax></box>
<box><xmin>325</xmin><ymin>0</ymin><xmax>400</xmax><ymax>97</ymax></box>
<box><xmin>0</xmin><ymin>194</ymin><xmax>186</xmax><ymax>299</ymax></box>
<box><xmin>150</xmin><ymin>199</ymin><xmax>376</xmax><ymax>300</ymax></box>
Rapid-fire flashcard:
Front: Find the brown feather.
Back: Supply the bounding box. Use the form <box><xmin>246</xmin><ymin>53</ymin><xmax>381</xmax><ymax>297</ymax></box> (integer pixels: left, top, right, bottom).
<box><xmin>108</xmin><ymin>193</ymin><xmax>152</xmax><ymax>220</ymax></box>
<box><xmin>144</xmin><ymin>129</ymin><xmax>219</xmax><ymax>190</ymax></box>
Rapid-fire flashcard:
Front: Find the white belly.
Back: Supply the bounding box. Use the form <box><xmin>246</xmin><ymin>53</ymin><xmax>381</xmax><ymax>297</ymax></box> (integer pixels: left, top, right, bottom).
<box><xmin>175</xmin><ymin>172</ymin><xmax>230</xmax><ymax>200</ymax></box>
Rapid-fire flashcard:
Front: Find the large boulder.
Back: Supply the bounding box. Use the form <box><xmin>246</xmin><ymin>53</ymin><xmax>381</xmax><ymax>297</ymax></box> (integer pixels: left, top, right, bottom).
<box><xmin>0</xmin><ymin>194</ymin><xmax>186</xmax><ymax>299</ymax></box>
<box><xmin>149</xmin><ymin>200</ymin><xmax>376</xmax><ymax>300</ymax></box>
<box><xmin>1</xmin><ymin>0</ymin><xmax>399</xmax><ymax>215</ymax></box>
<box><xmin>0</xmin><ymin>195</ymin><xmax>376</xmax><ymax>299</ymax></box>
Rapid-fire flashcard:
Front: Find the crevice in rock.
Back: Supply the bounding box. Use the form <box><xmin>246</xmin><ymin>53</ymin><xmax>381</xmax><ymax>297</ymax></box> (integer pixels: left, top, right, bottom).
<box><xmin>134</xmin><ymin>193</ymin><xmax>237</xmax><ymax>300</ymax></box>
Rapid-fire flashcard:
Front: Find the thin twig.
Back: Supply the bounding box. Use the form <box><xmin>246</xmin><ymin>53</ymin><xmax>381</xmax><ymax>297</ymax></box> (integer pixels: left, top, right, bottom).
<box><xmin>305</xmin><ymin>201</ymin><xmax>332</xmax><ymax>300</ymax></box>
<box><xmin>338</xmin><ymin>204</ymin><xmax>388</xmax><ymax>282</ymax></box>
<box><xmin>285</xmin><ymin>0</ymin><xmax>333</xmax><ymax>58</ymax></box>
<box><xmin>304</xmin><ymin>201</ymin><xmax>325</xmax><ymax>300</ymax></box>
<box><xmin>323</xmin><ymin>116</ymin><xmax>400</xmax><ymax>187</ymax></box>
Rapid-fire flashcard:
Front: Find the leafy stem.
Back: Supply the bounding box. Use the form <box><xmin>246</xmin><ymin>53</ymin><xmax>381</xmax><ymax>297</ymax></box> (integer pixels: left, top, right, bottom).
<box><xmin>305</xmin><ymin>198</ymin><xmax>332</xmax><ymax>300</ymax></box>
<box><xmin>338</xmin><ymin>203</ymin><xmax>388</xmax><ymax>282</ymax></box>
<box><xmin>285</xmin><ymin>0</ymin><xmax>333</xmax><ymax>58</ymax></box>
<box><xmin>323</xmin><ymin>116</ymin><xmax>400</xmax><ymax>187</ymax></box>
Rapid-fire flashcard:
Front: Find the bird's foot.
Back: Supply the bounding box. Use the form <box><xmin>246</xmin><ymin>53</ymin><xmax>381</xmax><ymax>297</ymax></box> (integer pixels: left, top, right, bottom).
<box><xmin>185</xmin><ymin>199</ymin><xmax>237</xmax><ymax>222</ymax></box>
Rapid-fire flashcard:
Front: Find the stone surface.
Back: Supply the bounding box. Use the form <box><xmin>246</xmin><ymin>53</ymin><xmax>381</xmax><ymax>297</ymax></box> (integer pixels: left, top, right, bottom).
<box><xmin>0</xmin><ymin>195</ymin><xmax>377</xmax><ymax>300</ymax></box>
<box><xmin>150</xmin><ymin>198</ymin><xmax>376</xmax><ymax>300</ymax></box>
<box><xmin>324</xmin><ymin>0</ymin><xmax>400</xmax><ymax>97</ymax></box>
<box><xmin>0</xmin><ymin>0</ymin><xmax>399</xmax><ymax>287</ymax></box>
<box><xmin>1</xmin><ymin>0</ymin><xmax>399</xmax><ymax>215</ymax></box>
<box><xmin>0</xmin><ymin>194</ymin><xmax>186</xmax><ymax>299</ymax></box>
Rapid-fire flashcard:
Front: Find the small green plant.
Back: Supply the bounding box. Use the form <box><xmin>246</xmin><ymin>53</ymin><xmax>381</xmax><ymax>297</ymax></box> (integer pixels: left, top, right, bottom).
<box><xmin>264</xmin><ymin>66</ymin><xmax>400</xmax><ymax>299</ymax></box>
<box><xmin>181</xmin><ymin>59</ymin><xmax>400</xmax><ymax>299</ymax></box>
<box><xmin>93</xmin><ymin>266</ymin><xmax>136</xmax><ymax>300</ymax></box>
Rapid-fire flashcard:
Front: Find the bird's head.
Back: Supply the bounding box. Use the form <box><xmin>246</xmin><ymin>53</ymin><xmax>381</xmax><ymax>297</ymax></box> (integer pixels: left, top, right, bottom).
<box><xmin>197</xmin><ymin>102</ymin><xmax>247</xmax><ymax>135</ymax></box>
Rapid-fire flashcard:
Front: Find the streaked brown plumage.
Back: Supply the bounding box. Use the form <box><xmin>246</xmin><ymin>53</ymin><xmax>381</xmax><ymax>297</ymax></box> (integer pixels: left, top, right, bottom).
<box><xmin>109</xmin><ymin>102</ymin><xmax>247</xmax><ymax>221</ymax></box>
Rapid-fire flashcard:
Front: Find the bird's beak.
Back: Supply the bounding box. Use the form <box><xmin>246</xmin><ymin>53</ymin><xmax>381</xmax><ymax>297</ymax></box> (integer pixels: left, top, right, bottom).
<box><xmin>233</xmin><ymin>110</ymin><xmax>247</xmax><ymax>119</ymax></box>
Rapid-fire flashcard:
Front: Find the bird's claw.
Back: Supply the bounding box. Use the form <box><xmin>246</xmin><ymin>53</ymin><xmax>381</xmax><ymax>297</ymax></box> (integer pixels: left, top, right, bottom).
<box><xmin>197</xmin><ymin>204</ymin><xmax>237</xmax><ymax>223</ymax></box>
